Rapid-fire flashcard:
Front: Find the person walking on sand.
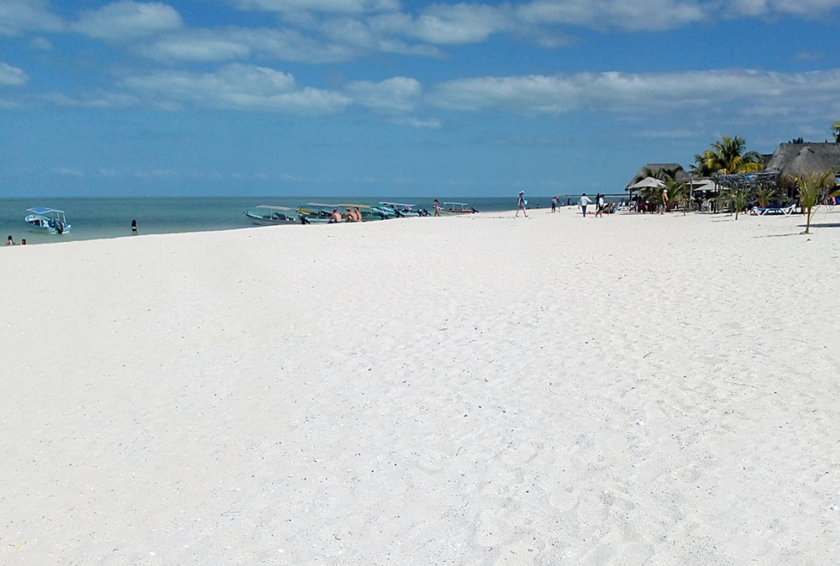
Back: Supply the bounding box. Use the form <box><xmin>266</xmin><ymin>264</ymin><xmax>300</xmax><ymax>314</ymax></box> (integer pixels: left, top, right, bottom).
<box><xmin>131</xmin><ymin>219</ymin><xmax>138</xmax><ymax>235</ymax></box>
<box><xmin>516</xmin><ymin>191</ymin><xmax>528</xmax><ymax>217</ymax></box>
<box><xmin>579</xmin><ymin>193</ymin><xmax>592</xmax><ymax>217</ymax></box>
<box><xmin>551</xmin><ymin>196</ymin><xmax>558</xmax><ymax>213</ymax></box>
<box><xmin>595</xmin><ymin>193</ymin><xmax>604</xmax><ymax>218</ymax></box>
<box><xmin>433</xmin><ymin>199</ymin><xmax>441</xmax><ymax>216</ymax></box>
<box><xmin>661</xmin><ymin>187</ymin><xmax>669</xmax><ymax>214</ymax></box>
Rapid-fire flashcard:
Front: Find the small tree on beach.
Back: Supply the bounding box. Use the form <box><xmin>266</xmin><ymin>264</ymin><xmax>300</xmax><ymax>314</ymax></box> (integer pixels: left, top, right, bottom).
<box><xmin>717</xmin><ymin>188</ymin><xmax>748</xmax><ymax>219</ymax></box>
<box><xmin>664</xmin><ymin>179</ymin><xmax>688</xmax><ymax>213</ymax></box>
<box><xmin>754</xmin><ymin>186</ymin><xmax>776</xmax><ymax>208</ymax></box>
<box><xmin>795</xmin><ymin>171</ymin><xmax>838</xmax><ymax>234</ymax></box>
<box><xmin>832</xmin><ymin>121</ymin><xmax>840</xmax><ymax>143</ymax></box>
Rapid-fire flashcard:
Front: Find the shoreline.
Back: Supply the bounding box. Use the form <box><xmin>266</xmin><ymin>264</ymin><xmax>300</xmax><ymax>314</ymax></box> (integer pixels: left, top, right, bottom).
<box><xmin>2</xmin><ymin>209</ymin><xmax>838</xmax><ymax>564</ymax></box>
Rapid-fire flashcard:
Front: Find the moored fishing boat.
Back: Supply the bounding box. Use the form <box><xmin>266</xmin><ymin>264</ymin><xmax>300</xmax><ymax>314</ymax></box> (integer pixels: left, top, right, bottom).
<box><xmin>441</xmin><ymin>201</ymin><xmax>478</xmax><ymax>215</ymax></box>
<box><xmin>25</xmin><ymin>207</ymin><xmax>71</xmax><ymax>234</ymax></box>
<box><xmin>378</xmin><ymin>202</ymin><xmax>431</xmax><ymax>217</ymax></box>
<box><xmin>243</xmin><ymin>205</ymin><xmax>299</xmax><ymax>225</ymax></box>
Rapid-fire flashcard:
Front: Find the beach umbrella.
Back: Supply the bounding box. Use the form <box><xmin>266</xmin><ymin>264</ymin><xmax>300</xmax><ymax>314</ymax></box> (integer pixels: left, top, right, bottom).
<box><xmin>628</xmin><ymin>176</ymin><xmax>666</xmax><ymax>190</ymax></box>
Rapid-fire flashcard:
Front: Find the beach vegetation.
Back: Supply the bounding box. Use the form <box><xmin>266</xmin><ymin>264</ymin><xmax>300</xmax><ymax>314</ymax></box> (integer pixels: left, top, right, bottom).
<box><xmin>795</xmin><ymin>171</ymin><xmax>838</xmax><ymax>234</ymax></box>
<box><xmin>664</xmin><ymin>179</ymin><xmax>689</xmax><ymax>213</ymax></box>
<box><xmin>832</xmin><ymin>121</ymin><xmax>840</xmax><ymax>143</ymax></box>
<box><xmin>637</xmin><ymin>170</ymin><xmax>687</xmax><ymax>212</ymax></box>
<box><xmin>716</xmin><ymin>187</ymin><xmax>749</xmax><ymax>219</ymax></box>
<box><xmin>754</xmin><ymin>186</ymin><xmax>776</xmax><ymax>208</ymax></box>
<box><xmin>692</xmin><ymin>135</ymin><xmax>763</xmax><ymax>176</ymax></box>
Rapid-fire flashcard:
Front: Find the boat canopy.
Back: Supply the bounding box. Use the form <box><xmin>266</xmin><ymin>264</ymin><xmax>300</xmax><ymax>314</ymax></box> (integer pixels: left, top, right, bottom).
<box><xmin>305</xmin><ymin>202</ymin><xmax>373</xmax><ymax>209</ymax></box>
<box><xmin>253</xmin><ymin>204</ymin><xmax>293</xmax><ymax>211</ymax></box>
<box><xmin>27</xmin><ymin>207</ymin><xmax>65</xmax><ymax>215</ymax></box>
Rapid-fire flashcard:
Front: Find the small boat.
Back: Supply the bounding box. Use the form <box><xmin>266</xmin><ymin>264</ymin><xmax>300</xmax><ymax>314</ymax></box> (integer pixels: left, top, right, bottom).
<box><xmin>25</xmin><ymin>207</ymin><xmax>71</xmax><ymax>234</ymax></box>
<box><xmin>378</xmin><ymin>202</ymin><xmax>431</xmax><ymax>217</ymax></box>
<box><xmin>441</xmin><ymin>201</ymin><xmax>478</xmax><ymax>215</ymax></box>
<box><xmin>244</xmin><ymin>205</ymin><xmax>299</xmax><ymax>225</ymax></box>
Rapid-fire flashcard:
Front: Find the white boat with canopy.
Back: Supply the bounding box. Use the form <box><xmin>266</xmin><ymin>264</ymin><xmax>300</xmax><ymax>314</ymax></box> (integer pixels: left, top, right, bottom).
<box><xmin>24</xmin><ymin>207</ymin><xmax>71</xmax><ymax>234</ymax></box>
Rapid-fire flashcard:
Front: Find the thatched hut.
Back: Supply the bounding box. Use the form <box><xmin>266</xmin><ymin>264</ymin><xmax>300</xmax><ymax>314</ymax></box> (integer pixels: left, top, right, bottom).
<box><xmin>763</xmin><ymin>142</ymin><xmax>840</xmax><ymax>195</ymax></box>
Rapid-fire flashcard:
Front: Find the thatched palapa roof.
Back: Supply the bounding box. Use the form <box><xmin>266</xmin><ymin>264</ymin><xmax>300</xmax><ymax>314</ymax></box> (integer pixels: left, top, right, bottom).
<box><xmin>764</xmin><ymin>143</ymin><xmax>840</xmax><ymax>178</ymax></box>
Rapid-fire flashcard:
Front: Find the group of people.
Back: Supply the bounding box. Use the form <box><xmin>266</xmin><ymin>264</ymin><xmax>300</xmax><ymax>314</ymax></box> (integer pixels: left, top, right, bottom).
<box><xmin>328</xmin><ymin>207</ymin><xmax>364</xmax><ymax>223</ymax></box>
<box><xmin>519</xmin><ymin>191</ymin><xmax>611</xmax><ymax>218</ymax></box>
<box><xmin>578</xmin><ymin>193</ymin><xmax>606</xmax><ymax>217</ymax></box>
<box><xmin>6</xmin><ymin>235</ymin><xmax>26</xmax><ymax>245</ymax></box>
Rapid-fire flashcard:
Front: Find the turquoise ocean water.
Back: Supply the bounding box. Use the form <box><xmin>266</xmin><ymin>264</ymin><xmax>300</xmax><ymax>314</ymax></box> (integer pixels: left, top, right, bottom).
<box><xmin>0</xmin><ymin>196</ymin><xmax>579</xmax><ymax>246</ymax></box>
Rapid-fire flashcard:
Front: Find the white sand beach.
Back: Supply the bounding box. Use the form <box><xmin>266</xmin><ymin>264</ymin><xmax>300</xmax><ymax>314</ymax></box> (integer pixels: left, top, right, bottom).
<box><xmin>2</xmin><ymin>207</ymin><xmax>839</xmax><ymax>565</ymax></box>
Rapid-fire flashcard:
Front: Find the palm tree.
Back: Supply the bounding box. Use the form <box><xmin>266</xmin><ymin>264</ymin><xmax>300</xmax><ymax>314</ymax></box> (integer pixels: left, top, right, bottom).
<box><xmin>754</xmin><ymin>186</ymin><xmax>776</xmax><ymax>208</ymax></box>
<box><xmin>795</xmin><ymin>171</ymin><xmax>838</xmax><ymax>234</ymax></box>
<box><xmin>692</xmin><ymin>135</ymin><xmax>763</xmax><ymax>175</ymax></box>
<box><xmin>716</xmin><ymin>188</ymin><xmax>749</xmax><ymax>219</ymax></box>
<box><xmin>664</xmin><ymin>179</ymin><xmax>688</xmax><ymax>213</ymax></box>
<box><xmin>632</xmin><ymin>165</ymin><xmax>684</xmax><ymax>185</ymax></box>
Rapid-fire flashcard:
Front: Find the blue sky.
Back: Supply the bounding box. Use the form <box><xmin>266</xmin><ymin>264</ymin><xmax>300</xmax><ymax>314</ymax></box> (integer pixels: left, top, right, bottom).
<box><xmin>2</xmin><ymin>0</ymin><xmax>840</xmax><ymax>197</ymax></box>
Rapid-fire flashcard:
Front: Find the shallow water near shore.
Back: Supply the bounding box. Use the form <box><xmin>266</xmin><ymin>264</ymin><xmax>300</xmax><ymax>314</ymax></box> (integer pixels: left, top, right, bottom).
<box><xmin>0</xmin><ymin>195</ymin><xmax>580</xmax><ymax>245</ymax></box>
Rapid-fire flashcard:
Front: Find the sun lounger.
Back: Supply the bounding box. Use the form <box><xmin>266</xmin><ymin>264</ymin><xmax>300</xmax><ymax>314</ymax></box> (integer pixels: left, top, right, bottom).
<box><xmin>753</xmin><ymin>203</ymin><xmax>797</xmax><ymax>216</ymax></box>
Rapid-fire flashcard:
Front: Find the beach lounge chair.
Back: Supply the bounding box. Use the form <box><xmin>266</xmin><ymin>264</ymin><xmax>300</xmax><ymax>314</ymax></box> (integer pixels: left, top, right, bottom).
<box><xmin>753</xmin><ymin>203</ymin><xmax>797</xmax><ymax>216</ymax></box>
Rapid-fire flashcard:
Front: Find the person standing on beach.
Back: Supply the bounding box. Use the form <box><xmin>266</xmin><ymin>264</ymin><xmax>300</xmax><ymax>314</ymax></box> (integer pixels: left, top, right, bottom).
<box><xmin>433</xmin><ymin>199</ymin><xmax>441</xmax><ymax>216</ymax></box>
<box><xmin>595</xmin><ymin>193</ymin><xmax>604</xmax><ymax>218</ymax></box>
<box><xmin>661</xmin><ymin>188</ymin><xmax>669</xmax><ymax>214</ymax></box>
<box><xmin>131</xmin><ymin>219</ymin><xmax>138</xmax><ymax>235</ymax></box>
<box><xmin>516</xmin><ymin>191</ymin><xmax>528</xmax><ymax>217</ymax></box>
<box><xmin>579</xmin><ymin>193</ymin><xmax>592</xmax><ymax>217</ymax></box>
<box><xmin>7</xmin><ymin>235</ymin><xmax>15</xmax><ymax>245</ymax></box>
<box><xmin>551</xmin><ymin>196</ymin><xmax>558</xmax><ymax>212</ymax></box>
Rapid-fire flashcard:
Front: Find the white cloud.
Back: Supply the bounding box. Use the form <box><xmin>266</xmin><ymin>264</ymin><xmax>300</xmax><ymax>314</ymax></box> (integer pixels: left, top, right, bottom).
<box><xmin>429</xmin><ymin>68</ymin><xmax>840</xmax><ymax>120</ymax></box>
<box><xmin>141</xmin><ymin>28</ymin><xmax>359</xmax><ymax>63</ymax></box>
<box><xmin>140</xmin><ymin>33</ymin><xmax>251</xmax><ymax>62</ymax></box>
<box><xmin>344</xmin><ymin>76</ymin><xmax>422</xmax><ymax>113</ymax></box>
<box><xmin>372</xmin><ymin>4</ymin><xmax>509</xmax><ymax>44</ymax></box>
<box><xmin>73</xmin><ymin>1</ymin><xmax>183</xmax><ymax>40</ymax></box>
<box><xmin>0</xmin><ymin>0</ymin><xmax>63</xmax><ymax>36</ymax></box>
<box><xmin>120</xmin><ymin>63</ymin><xmax>351</xmax><ymax>114</ymax></box>
<box><xmin>725</xmin><ymin>0</ymin><xmax>840</xmax><ymax>17</ymax></box>
<box><xmin>391</xmin><ymin>116</ymin><xmax>442</xmax><ymax>129</ymax></box>
<box><xmin>231</xmin><ymin>0</ymin><xmax>399</xmax><ymax>14</ymax></box>
<box><xmin>515</xmin><ymin>0</ymin><xmax>707</xmax><ymax>32</ymax></box>
<box><xmin>41</xmin><ymin>91</ymin><xmax>139</xmax><ymax>108</ymax></box>
<box><xmin>0</xmin><ymin>62</ymin><xmax>28</xmax><ymax>86</ymax></box>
